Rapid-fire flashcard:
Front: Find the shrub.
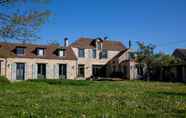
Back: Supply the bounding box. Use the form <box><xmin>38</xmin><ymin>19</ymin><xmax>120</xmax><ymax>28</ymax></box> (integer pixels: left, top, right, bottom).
<box><xmin>0</xmin><ymin>76</ymin><xmax>10</xmax><ymax>84</ymax></box>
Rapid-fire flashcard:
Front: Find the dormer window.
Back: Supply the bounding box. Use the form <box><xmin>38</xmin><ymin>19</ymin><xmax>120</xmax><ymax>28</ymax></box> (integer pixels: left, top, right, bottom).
<box><xmin>96</xmin><ymin>39</ymin><xmax>103</xmax><ymax>50</ymax></box>
<box><xmin>58</xmin><ymin>49</ymin><xmax>65</xmax><ymax>57</ymax></box>
<box><xmin>37</xmin><ymin>48</ymin><xmax>44</xmax><ymax>56</ymax></box>
<box><xmin>97</xmin><ymin>43</ymin><xmax>102</xmax><ymax>50</ymax></box>
<box><xmin>16</xmin><ymin>47</ymin><xmax>25</xmax><ymax>56</ymax></box>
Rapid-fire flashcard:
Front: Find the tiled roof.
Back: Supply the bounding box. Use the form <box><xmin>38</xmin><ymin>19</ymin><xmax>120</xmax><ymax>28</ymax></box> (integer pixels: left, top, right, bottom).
<box><xmin>71</xmin><ymin>37</ymin><xmax>126</xmax><ymax>51</ymax></box>
<box><xmin>0</xmin><ymin>43</ymin><xmax>77</xmax><ymax>60</ymax></box>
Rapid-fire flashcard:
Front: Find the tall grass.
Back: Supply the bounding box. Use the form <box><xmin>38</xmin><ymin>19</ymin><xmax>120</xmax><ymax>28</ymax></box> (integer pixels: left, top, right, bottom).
<box><xmin>0</xmin><ymin>76</ymin><xmax>10</xmax><ymax>84</ymax></box>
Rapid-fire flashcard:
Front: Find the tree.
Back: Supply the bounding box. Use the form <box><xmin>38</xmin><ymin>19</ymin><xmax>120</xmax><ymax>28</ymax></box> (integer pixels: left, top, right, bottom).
<box><xmin>134</xmin><ymin>41</ymin><xmax>156</xmax><ymax>80</ymax></box>
<box><xmin>134</xmin><ymin>41</ymin><xmax>181</xmax><ymax>81</ymax></box>
<box><xmin>0</xmin><ymin>0</ymin><xmax>51</xmax><ymax>77</ymax></box>
<box><xmin>0</xmin><ymin>0</ymin><xmax>51</xmax><ymax>43</ymax></box>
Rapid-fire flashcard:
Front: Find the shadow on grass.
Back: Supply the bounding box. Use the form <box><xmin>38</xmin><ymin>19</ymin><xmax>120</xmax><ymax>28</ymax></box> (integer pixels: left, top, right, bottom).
<box><xmin>28</xmin><ymin>79</ymin><xmax>91</xmax><ymax>86</ymax></box>
<box><xmin>157</xmin><ymin>92</ymin><xmax>186</xmax><ymax>97</ymax></box>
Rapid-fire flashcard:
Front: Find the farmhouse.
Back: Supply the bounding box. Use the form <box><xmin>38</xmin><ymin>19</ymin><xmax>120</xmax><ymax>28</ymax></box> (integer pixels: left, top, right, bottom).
<box><xmin>0</xmin><ymin>37</ymin><xmax>137</xmax><ymax>80</ymax></box>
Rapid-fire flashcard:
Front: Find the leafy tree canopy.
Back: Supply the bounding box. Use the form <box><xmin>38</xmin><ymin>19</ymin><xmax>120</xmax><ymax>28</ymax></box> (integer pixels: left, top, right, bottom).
<box><xmin>0</xmin><ymin>0</ymin><xmax>51</xmax><ymax>43</ymax></box>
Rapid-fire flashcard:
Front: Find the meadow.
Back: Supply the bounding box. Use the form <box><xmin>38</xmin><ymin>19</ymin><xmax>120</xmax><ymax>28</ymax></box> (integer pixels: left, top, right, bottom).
<box><xmin>0</xmin><ymin>78</ymin><xmax>186</xmax><ymax>118</ymax></box>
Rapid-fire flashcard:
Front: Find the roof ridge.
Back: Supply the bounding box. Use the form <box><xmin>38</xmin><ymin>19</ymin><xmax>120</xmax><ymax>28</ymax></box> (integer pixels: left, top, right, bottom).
<box><xmin>0</xmin><ymin>42</ymin><xmax>64</xmax><ymax>48</ymax></box>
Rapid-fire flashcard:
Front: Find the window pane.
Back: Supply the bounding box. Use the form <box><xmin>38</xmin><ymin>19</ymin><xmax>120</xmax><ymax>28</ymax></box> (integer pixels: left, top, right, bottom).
<box><xmin>78</xmin><ymin>48</ymin><xmax>85</xmax><ymax>57</ymax></box>
<box><xmin>37</xmin><ymin>49</ymin><xmax>44</xmax><ymax>56</ymax></box>
<box><xmin>16</xmin><ymin>63</ymin><xmax>25</xmax><ymax>80</ymax></box>
<box><xmin>59</xmin><ymin>64</ymin><xmax>67</xmax><ymax>79</ymax></box>
<box><xmin>37</xmin><ymin>64</ymin><xmax>46</xmax><ymax>79</ymax></box>
<box><xmin>78</xmin><ymin>64</ymin><xmax>85</xmax><ymax>77</ymax></box>
<box><xmin>92</xmin><ymin>49</ymin><xmax>96</xmax><ymax>58</ymax></box>
<box><xmin>16</xmin><ymin>48</ymin><xmax>24</xmax><ymax>55</ymax></box>
<box><xmin>59</xmin><ymin>50</ymin><xmax>65</xmax><ymax>57</ymax></box>
<box><xmin>99</xmin><ymin>49</ymin><xmax>108</xmax><ymax>59</ymax></box>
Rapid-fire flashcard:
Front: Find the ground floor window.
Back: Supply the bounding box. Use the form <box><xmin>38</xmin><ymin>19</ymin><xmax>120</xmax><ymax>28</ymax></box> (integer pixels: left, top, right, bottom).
<box><xmin>92</xmin><ymin>65</ymin><xmax>103</xmax><ymax>77</ymax></box>
<box><xmin>16</xmin><ymin>63</ymin><xmax>25</xmax><ymax>80</ymax></box>
<box><xmin>78</xmin><ymin>64</ymin><xmax>85</xmax><ymax>77</ymax></box>
<box><xmin>59</xmin><ymin>64</ymin><xmax>67</xmax><ymax>79</ymax></box>
<box><xmin>37</xmin><ymin>64</ymin><xmax>46</xmax><ymax>79</ymax></box>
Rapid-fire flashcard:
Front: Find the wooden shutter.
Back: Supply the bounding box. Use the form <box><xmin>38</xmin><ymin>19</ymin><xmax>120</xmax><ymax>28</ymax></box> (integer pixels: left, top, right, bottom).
<box><xmin>11</xmin><ymin>63</ymin><xmax>16</xmax><ymax>80</ymax></box>
<box><xmin>54</xmin><ymin>64</ymin><xmax>59</xmax><ymax>79</ymax></box>
<box><xmin>24</xmin><ymin>64</ymin><xmax>29</xmax><ymax>80</ymax></box>
<box><xmin>46</xmin><ymin>64</ymin><xmax>50</xmax><ymax>79</ymax></box>
<box><xmin>32</xmin><ymin>64</ymin><xmax>37</xmax><ymax>79</ymax></box>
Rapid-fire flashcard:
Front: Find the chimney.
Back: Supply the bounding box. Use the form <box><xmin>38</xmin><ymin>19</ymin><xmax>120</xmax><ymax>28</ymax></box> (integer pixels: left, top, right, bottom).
<box><xmin>64</xmin><ymin>37</ymin><xmax>69</xmax><ymax>47</ymax></box>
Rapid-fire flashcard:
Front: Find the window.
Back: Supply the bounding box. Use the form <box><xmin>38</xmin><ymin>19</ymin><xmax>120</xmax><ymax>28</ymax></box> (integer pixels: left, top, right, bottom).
<box><xmin>78</xmin><ymin>48</ymin><xmax>85</xmax><ymax>58</ymax></box>
<box><xmin>16</xmin><ymin>63</ymin><xmax>25</xmax><ymax>80</ymax></box>
<box><xmin>37</xmin><ymin>48</ymin><xmax>44</xmax><ymax>56</ymax></box>
<box><xmin>100</xmin><ymin>49</ymin><xmax>108</xmax><ymax>59</ymax></box>
<box><xmin>78</xmin><ymin>64</ymin><xmax>85</xmax><ymax>77</ymax></box>
<box><xmin>16</xmin><ymin>47</ymin><xmax>25</xmax><ymax>55</ymax></box>
<box><xmin>59</xmin><ymin>64</ymin><xmax>67</xmax><ymax>79</ymax></box>
<box><xmin>37</xmin><ymin>64</ymin><xmax>46</xmax><ymax>79</ymax></box>
<box><xmin>96</xmin><ymin>40</ymin><xmax>102</xmax><ymax>50</ymax></box>
<box><xmin>97</xmin><ymin>43</ymin><xmax>102</xmax><ymax>50</ymax></box>
<box><xmin>59</xmin><ymin>49</ymin><xmax>65</xmax><ymax>57</ymax></box>
<box><xmin>92</xmin><ymin>49</ymin><xmax>96</xmax><ymax>59</ymax></box>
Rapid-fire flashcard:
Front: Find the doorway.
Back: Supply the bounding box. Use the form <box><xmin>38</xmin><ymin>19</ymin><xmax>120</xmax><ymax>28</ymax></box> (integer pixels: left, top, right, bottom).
<box><xmin>59</xmin><ymin>64</ymin><xmax>67</xmax><ymax>79</ymax></box>
<box><xmin>16</xmin><ymin>63</ymin><xmax>25</xmax><ymax>80</ymax></box>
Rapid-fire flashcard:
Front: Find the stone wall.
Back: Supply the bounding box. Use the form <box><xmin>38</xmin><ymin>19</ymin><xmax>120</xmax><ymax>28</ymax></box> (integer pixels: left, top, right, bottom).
<box><xmin>2</xmin><ymin>58</ymin><xmax>77</xmax><ymax>80</ymax></box>
<box><xmin>72</xmin><ymin>47</ymin><xmax>120</xmax><ymax>79</ymax></box>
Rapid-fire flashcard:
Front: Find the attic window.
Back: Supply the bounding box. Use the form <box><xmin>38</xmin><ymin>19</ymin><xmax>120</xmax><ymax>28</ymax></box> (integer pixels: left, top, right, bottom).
<box><xmin>37</xmin><ymin>48</ymin><xmax>44</xmax><ymax>56</ymax></box>
<box><xmin>58</xmin><ymin>49</ymin><xmax>65</xmax><ymax>57</ymax></box>
<box><xmin>16</xmin><ymin>47</ymin><xmax>25</xmax><ymax>55</ymax></box>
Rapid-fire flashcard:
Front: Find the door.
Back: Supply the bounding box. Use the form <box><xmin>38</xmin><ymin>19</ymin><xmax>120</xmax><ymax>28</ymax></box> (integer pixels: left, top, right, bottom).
<box><xmin>16</xmin><ymin>63</ymin><xmax>25</xmax><ymax>80</ymax></box>
<box><xmin>37</xmin><ymin>64</ymin><xmax>46</xmax><ymax>79</ymax></box>
<box><xmin>59</xmin><ymin>64</ymin><xmax>67</xmax><ymax>79</ymax></box>
<box><xmin>92</xmin><ymin>65</ymin><xmax>103</xmax><ymax>77</ymax></box>
<box><xmin>78</xmin><ymin>64</ymin><xmax>85</xmax><ymax>77</ymax></box>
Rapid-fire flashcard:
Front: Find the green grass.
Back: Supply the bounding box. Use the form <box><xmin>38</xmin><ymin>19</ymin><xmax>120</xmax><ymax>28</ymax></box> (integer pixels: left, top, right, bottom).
<box><xmin>0</xmin><ymin>80</ymin><xmax>186</xmax><ymax>118</ymax></box>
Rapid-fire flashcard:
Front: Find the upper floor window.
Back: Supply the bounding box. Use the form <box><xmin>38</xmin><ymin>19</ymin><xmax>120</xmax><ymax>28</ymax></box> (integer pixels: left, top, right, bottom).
<box><xmin>78</xmin><ymin>48</ymin><xmax>85</xmax><ymax>58</ymax></box>
<box><xmin>16</xmin><ymin>47</ymin><xmax>25</xmax><ymax>55</ymax></box>
<box><xmin>92</xmin><ymin>49</ymin><xmax>96</xmax><ymax>59</ymax></box>
<box><xmin>97</xmin><ymin>43</ymin><xmax>102</xmax><ymax>50</ymax></box>
<box><xmin>59</xmin><ymin>49</ymin><xmax>65</xmax><ymax>57</ymax></box>
<box><xmin>100</xmin><ymin>49</ymin><xmax>108</xmax><ymax>59</ymax></box>
<box><xmin>37</xmin><ymin>48</ymin><xmax>44</xmax><ymax>56</ymax></box>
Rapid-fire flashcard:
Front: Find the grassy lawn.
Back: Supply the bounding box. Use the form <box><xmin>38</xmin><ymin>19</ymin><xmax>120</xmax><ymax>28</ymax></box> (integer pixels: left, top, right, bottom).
<box><xmin>0</xmin><ymin>79</ymin><xmax>186</xmax><ymax>118</ymax></box>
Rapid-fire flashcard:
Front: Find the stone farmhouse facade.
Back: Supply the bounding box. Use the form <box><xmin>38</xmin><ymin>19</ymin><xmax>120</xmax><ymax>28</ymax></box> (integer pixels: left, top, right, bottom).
<box><xmin>0</xmin><ymin>37</ymin><xmax>138</xmax><ymax>81</ymax></box>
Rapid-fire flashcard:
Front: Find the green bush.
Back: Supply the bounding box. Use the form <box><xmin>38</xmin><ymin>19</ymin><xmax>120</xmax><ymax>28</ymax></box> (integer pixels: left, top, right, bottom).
<box><xmin>0</xmin><ymin>76</ymin><xmax>10</xmax><ymax>84</ymax></box>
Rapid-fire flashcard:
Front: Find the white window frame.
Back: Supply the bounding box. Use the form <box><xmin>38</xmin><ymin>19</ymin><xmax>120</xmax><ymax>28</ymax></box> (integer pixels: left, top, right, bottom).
<box><xmin>59</xmin><ymin>50</ymin><xmax>65</xmax><ymax>57</ymax></box>
<box><xmin>37</xmin><ymin>48</ymin><xmax>44</xmax><ymax>56</ymax></box>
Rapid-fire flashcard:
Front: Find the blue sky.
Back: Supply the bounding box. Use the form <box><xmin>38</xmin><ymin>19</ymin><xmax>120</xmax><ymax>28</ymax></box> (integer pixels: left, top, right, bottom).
<box><xmin>35</xmin><ymin>0</ymin><xmax>186</xmax><ymax>53</ymax></box>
